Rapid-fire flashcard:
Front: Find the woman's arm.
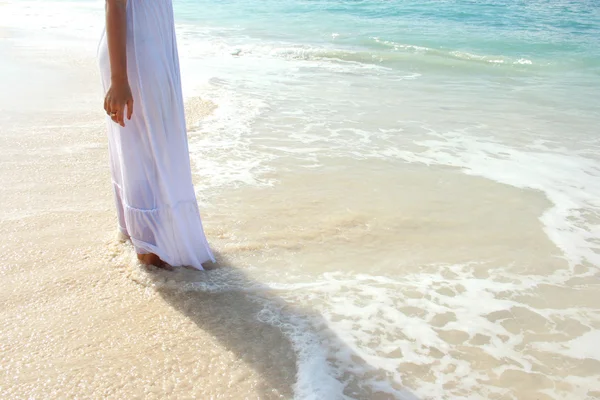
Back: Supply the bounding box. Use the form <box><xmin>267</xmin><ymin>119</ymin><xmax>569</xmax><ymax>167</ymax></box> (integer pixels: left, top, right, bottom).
<box><xmin>106</xmin><ymin>0</ymin><xmax>128</xmax><ymax>82</ymax></box>
<box><xmin>104</xmin><ymin>0</ymin><xmax>133</xmax><ymax>127</ymax></box>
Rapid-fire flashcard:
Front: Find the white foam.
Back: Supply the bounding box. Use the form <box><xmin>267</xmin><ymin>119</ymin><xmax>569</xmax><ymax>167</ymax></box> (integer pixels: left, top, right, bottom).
<box><xmin>185</xmin><ymin>85</ymin><xmax>277</xmax><ymax>195</ymax></box>
<box><xmin>256</xmin><ymin>302</ymin><xmax>351</xmax><ymax>400</ymax></box>
<box><xmin>122</xmin><ymin>252</ymin><xmax>600</xmax><ymax>399</ymax></box>
<box><xmin>535</xmin><ymin>330</ymin><xmax>600</xmax><ymax>361</ymax></box>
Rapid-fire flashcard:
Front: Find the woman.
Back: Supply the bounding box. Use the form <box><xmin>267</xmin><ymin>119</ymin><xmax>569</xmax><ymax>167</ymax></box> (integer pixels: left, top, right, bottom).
<box><xmin>98</xmin><ymin>0</ymin><xmax>215</xmax><ymax>270</ymax></box>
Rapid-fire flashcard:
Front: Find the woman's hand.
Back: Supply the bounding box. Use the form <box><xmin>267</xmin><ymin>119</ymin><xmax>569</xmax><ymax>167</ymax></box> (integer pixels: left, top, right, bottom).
<box><xmin>104</xmin><ymin>78</ymin><xmax>134</xmax><ymax>127</ymax></box>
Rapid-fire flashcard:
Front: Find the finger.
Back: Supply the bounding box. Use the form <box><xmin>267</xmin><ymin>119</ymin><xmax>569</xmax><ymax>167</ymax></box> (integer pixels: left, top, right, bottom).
<box><xmin>109</xmin><ymin>100</ymin><xmax>119</xmax><ymax>115</ymax></box>
<box><xmin>116</xmin><ymin>106</ymin><xmax>125</xmax><ymax>127</ymax></box>
<box><xmin>126</xmin><ymin>98</ymin><xmax>133</xmax><ymax>120</ymax></box>
<box><xmin>109</xmin><ymin>102</ymin><xmax>119</xmax><ymax>123</ymax></box>
<box><xmin>104</xmin><ymin>95</ymin><xmax>108</xmax><ymax>114</ymax></box>
<box><xmin>106</xmin><ymin>96</ymin><xmax>115</xmax><ymax>116</ymax></box>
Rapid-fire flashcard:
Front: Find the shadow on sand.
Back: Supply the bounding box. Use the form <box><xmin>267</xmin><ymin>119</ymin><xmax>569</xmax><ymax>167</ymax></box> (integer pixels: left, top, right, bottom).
<box><xmin>145</xmin><ymin>251</ymin><xmax>418</xmax><ymax>400</ymax></box>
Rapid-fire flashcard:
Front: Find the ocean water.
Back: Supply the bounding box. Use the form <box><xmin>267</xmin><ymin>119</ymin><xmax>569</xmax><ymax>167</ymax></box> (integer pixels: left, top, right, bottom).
<box><xmin>170</xmin><ymin>0</ymin><xmax>600</xmax><ymax>265</ymax></box>
<box><xmin>1</xmin><ymin>0</ymin><xmax>600</xmax><ymax>399</ymax></box>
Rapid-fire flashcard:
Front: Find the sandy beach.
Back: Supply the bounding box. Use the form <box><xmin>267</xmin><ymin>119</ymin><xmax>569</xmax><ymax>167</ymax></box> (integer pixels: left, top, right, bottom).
<box><xmin>0</xmin><ymin>37</ymin><xmax>300</xmax><ymax>398</ymax></box>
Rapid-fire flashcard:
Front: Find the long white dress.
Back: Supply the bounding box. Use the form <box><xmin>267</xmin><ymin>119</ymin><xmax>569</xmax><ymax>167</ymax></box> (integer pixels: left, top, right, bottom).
<box><xmin>98</xmin><ymin>0</ymin><xmax>215</xmax><ymax>270</ymax></box>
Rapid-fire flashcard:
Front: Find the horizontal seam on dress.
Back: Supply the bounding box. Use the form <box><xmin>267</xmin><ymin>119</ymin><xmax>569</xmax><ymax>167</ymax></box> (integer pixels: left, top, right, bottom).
<box><xmin>122</xmin><ymin>199</ymin><xmax>198</xmax><ymax>213</ymax></box>
<box><xmin>112</xmin><ymin>181</ymin><xmax>198</xmax><ymax>212</ymax></box>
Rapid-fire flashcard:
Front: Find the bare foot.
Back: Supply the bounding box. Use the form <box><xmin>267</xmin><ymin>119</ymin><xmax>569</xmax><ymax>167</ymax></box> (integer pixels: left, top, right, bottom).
<box><xmin>117</xmin><ymin>231</ymin><xmax>130</xmax><ymax>243</ymax></box>
<box><xmin>137</xmin><ymin>253</ymin><xmax>173</xmax><ymax>271</ymax></box>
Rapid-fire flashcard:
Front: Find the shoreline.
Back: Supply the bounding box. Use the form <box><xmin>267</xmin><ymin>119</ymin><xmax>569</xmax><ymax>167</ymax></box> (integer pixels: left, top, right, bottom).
<box><xmin>1</xmin><ymin>7</ymin><xmax>599</xmax><ymax>399</ymax></box>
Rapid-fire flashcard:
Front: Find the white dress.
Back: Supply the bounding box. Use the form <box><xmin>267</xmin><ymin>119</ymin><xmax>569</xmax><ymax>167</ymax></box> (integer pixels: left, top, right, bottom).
<box><xmin>98</xmin><ymin>0</ymin><xmax>215</xmax><ymax>269</ymax></box>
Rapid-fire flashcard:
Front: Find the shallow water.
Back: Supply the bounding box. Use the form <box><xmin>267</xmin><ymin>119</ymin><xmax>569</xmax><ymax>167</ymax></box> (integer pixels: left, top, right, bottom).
<box><xmin>1</xmin><ymin>1</ymin><xmax>599</xmax><ymax>399</ymax></box>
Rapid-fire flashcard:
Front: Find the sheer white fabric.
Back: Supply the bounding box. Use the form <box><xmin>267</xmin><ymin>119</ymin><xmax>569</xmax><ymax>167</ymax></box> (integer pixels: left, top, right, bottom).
<box><xmin>98</xmin><ymin>0</ymin><xmax>215</xmax><ymax>269</ymax></box>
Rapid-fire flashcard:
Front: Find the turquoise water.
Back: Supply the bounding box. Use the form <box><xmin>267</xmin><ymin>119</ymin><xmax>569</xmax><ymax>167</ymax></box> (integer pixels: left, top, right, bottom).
<box><xmin>167</xmin><ymin>0</ymin><xmax>600</xmax><ymax>187</ymax></box>
<box><xmin>175</xmin><ymin>0</ymin><xmax>600</xmax><ymax>73</ymax></box>
<box><xmin>171</xmin><ymin>0</ymin><xmax>600</xmax><ymax>149</ymax></box>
